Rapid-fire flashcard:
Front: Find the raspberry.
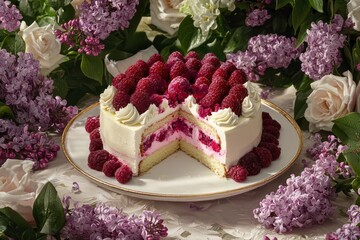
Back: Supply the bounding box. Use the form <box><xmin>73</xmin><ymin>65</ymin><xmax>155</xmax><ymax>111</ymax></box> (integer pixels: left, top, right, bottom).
<box><xmin>261</xmin><ymin>132</ymin><xmax>279</xmax><ymax>145</ymax></box>
<box><xmin>112</xmin><ymin>90</ymin><xmax>130</xmax><ymax>110</ymax></box>
<box><xmin>228</xmin><ymin>69</ymin><xmax>246</xmax><ymax>87</ymax></box>
<box><xmin>130</xmin><ymin>91</ymin><xmax>151</xmax><ymax>114</ymax></box>
<box><xmin>89</xmin><ymin>128</ymin><xmax>100</xmax><ymax>140</ymax></box>
<box><xmin>85</xmin><ymin>116</ymin><xmax>100</xmax><ymax>133</ymax></box>
<box><xmin>150</xmin><ymin>93</ymin><xmax>165</xmax><ymax>106</ymax></box>
<box><xmin>125</xmin><ymin>60</ymin><xmax>148</xmax><ymax>81</ymax></box>
<box><xmin>185</xmin><ymin>58</ymin><xmax>202</xmax><ymax>72</ymax></box>
<box><xmin>263</xmin><ymin>119</ymin><xmax>281</xmax><ymax>130</ymax></box>
<box><xmin>212</xmin><ymin>68</ymin><xmax>229</xmax><ymax>80</ymax></box>
<box><xmin>136</xmin><ymin>77</ymin><xmax>157</xmax><ymax>95</ymax></box>
<box><xmin>228</xmin><ymin>85</ymin><xmax>248</xmax><ymax>102</ymax></box>
<box><xmin>227</xmin><ymin>165</ymin><xmax>248</xmax><ymax>182</ymax></box>
<box><xmin>114</xmin><ymin>76</ymin><xmax>137</xmax><ymax>94</ymax></box>
<box><xmin>211</xmin><ymin>141</ymin><xmax>221</xmax><ymax>152</ymax></box>
<box><xmin>88</xmin><ymin>150</ymin><xmax>109</xmax><ymax>171</ymax></box>
<box><xmin>238</xmin><ymin>151</ymin><xmax>262</xmax><ymax>175</ymax></box>
<box><xmin>262</xmin><ymin>112</ymin><xmax>272</xmax><ymax>120</ymax></box>
<box><xmin>115</xmin><ymin>164</ymin><xmax>132</xmax><ymax>184</ymax></box>
<box><xmin>208</xmin><ymin>77</ymin><xmax>230</xmax><ymax>97</ymax></box>
<box><xmin>198</xmin><ymin>106</ymin><xmax>212</xmax><ymax>118</ymax></box>
<box><xmin>263</xmin><ymin>125</ymin><xmax>280</xmax><ymax>138</ymax></box>
<box><xmin>102</xmin><ymin>160</ymin><xmax>122</xmax><ymax>177</ymax></box>
<box><xmin>147</xmin><ymin>53</ymin><xmax>164</xmax><ymax>66</ymax></box>
<box><xmin>184</xmin><ymin>51</ymin><xmax>199</xmax><ymax>60</ymax></box>
<box><xmin>167</xmin><ymin>76</ymin><xmax>191</xmax><ymax>102</ymax></box>
<box><xmin>258</xmin><ymin>142</ymin><xmax>281</xmax><ymax>160</ymax></box>
<box><xmin>220</xmin><ymin>61</ymin><xmax>236</xmax><ymax>75</ymax></box>
<box><xmin>148</xmin><ymin>74</ymin><xmax>168</xmax><ymax>93</ymax></box>
<box><xmin>253</xmin><ymin>147</ymin><xmax>273</xmax><ymax>168</ymax></box>
<box><xmin>221</xmin><ymin>94</ymin><xmax>242</xmax><ymax>115</ymax></box>
<box><xmin>199</xmin><ymin>91</ymin><xmax>222</xmax><ymax>108</ymax></box>
<box><xmin>202</xmin><ymin>56</ymin><xmax>220</xmax><ymax>68</ymax></box>
<box><xmin>203</xmin><ymin>52</ymin><xmax>216</xmax><ymax>59</ymax></box>
<box><xmin>194</xmin><ymin>76</ymin><xmax>211</xmax><ymax>86</ymax></box>
<box><xmin>168</xmin><ymin>51</ymin><xmax>184</xmax><ymax>62</ymax></box>
<box><xmin>169</xmin><ymin>61</ymin><xmax>190</xmax><ymax>80</ymax></box>
<box><xmin>191</xmin><ymin>83</ymin><xmax>208</xmax><ymax>101</ymax></box>
<box><xmin>112</xmin><ymin>73</ymin><xmax>126</xmax><ymax>87</ymax></box>
<box><xmin>196</xmin><ymin>63</ymin><xmax>217</xmax><ymax>80</ymax></box>
<box><xmin>89</xmin><ymin>138</ymin><xmax>103</xmax><ymax>151</ymax></box>
<box><xmin>149</xmin><ymin>61</ymin><xmax>169</xmax><ymax>80</ymax></box>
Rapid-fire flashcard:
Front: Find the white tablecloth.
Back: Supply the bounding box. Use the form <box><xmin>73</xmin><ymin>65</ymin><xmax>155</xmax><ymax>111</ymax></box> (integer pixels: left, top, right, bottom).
<box><xmin>1</xmin><ymin>86</ymin><xmax>355</xmax><ymax>240</ymax></box>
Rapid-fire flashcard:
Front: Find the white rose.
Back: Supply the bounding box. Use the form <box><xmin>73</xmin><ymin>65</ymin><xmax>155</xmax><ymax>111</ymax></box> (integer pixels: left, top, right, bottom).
<box><xmin>355</xmin><ymin>81</ymin><xmax>360</xmax><ymax>113</ymax></box>
<box><xmin>21</xmin><ymin>22</ymin><xmax>66</xmax><ymax>76</ymax></box>
<box><xmin>150</xmin><ymin>0</ymin><xmax>186</xmax><ymax>35</ymax></box>
<box><xmin>348</xmin><ymin>0</ymin><xmax>360</xmax><ymax>31</ymax></box>
<box><xmin>0</xmin><ymin>160</ymin><xmax>44</xmax><ymax>224</ymax></box>
<box><xmin>304</xmin><ymin>71</ymin><xmax>356</xmax><ymax>132</ymax></box>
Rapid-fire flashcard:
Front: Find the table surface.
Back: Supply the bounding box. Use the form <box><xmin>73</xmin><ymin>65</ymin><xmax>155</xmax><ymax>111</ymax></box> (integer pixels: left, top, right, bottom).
<box><xmin>1</xmin><ymin>86</ymin><xmax>355</xmax><ymax>240</ymax></box>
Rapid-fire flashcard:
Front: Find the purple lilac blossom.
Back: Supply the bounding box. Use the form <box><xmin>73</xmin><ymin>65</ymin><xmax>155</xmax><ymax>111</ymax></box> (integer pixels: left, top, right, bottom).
<box><xmin>325</xmin><ymin>205</ymin><xmax>360</xmax><ymax>240</ymax></box>
<box><xmin>299</xmin><ymin>15</ymin><xmax>347</xmax><ymax>80</ymax></box>
<box><xmin>79</xmin><ymin>0</ymin><xmax>139</xmax><ymax>40</ymax></box>
<box><xmin>227</xmin><ymin>34</ymin><xmax>303</xmax><ymax>81</ymax></box>
<box><xmin>245</xmin><ymin>9</ymin><xmax>271</xmax><ymax>27</ymax></box>
<box><xmin>0</xmin><ymin>0</ymin><xmax>22</xmax><ymax>32</ymax></box>
<box><xmin>61</xmin><ymin>201</ymin><xmax>168</xmax><ymax>240</ymax></box>
<box><xmin>0</xmin><ymin>49</ymin><xmax>78</xmax><ymax>132</ymax></box>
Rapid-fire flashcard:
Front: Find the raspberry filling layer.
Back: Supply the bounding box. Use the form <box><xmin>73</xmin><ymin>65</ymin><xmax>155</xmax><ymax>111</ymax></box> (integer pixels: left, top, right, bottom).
<box><xmin>141</xmin><ymin>117</ymin><xmax>222</xmax><ymax>158</ymax></box>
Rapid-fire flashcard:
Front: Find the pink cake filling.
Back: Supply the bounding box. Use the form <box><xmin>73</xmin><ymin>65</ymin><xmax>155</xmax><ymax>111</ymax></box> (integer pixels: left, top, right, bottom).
<box><xmin>141</xmin><ymin>118</ymin><xmax>223</xmax><ymax>160</ymax></box>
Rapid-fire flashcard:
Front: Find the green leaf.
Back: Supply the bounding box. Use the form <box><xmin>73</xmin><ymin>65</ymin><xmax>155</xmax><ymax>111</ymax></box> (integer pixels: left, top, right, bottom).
<box><xmin>0</xmin><ymin>207</ymin><xmax>35</xmax><ymax>239</ymax></box>
<box><xmin>126</xmin><ymin>0</ymin><xmax>149</xmax><ymax>35</ymax></box>
<box><xmin>352</xmin><ymin>177</ymin><xmax>360</xmax><ymax>193</ymax></box>
<box><xmin>80</xmin><ymin>54</ymin><xmax>104</xmax><ymax>83</ymax></box>
<box><xmin>309</xmin><ymin>0</ymin><xmax>323</xmax><ymax>12</ymax></box>
<box><xmin>57</xmin><ymin>4</ymin><xmax>75</xmax><ymax>24</ymax></box>
<box><xmin>272</xmin><ymin>12</ymin><xmax>288</xmax><ymax>33</ymax></box>
<box><xmin>107</xmin><ymin>50</ymin><xmax>133</xmax><ymax>61</ymax></box>
<box><xmin>46</xmin><ymin>0</ymin><xmax>66</xmax><ymax>10</ymax></box>
<box><xmin>19</xmin><ymin>0</ymin><xmax>46</xmax><ymax>18</ymax></box>
<box><xmin>224</xmin><ymin>26</ymin><xmax>251</xmax><ymax>53</ymax></box>
<box><xmin>0</xmin><ymin>103</ymin><xmax>15</xmax><ymax>120</ymax></box>
<box><xmin>51</xmin><ymin>71</ymin><xmax>69</xmax><ymax>99</ymax></box>
<box><xmin>276</xmin><ymin>0</ymin><xmax>291</xmax><ymax>9</ymax></box>
<box><xmin>32</xmin><ymin>182</ymin><xmax>65</xmax><ymax>235</ymax></box>
<box><xmin>293</xmin><ymin>88</ymin><xmax>312</xmax><ymax>120</ymax></box>
<box><xmin>122</xmin><ymin>32</ymin><xmax>152</xmax><ymax>53</ymax></box>
<box><xmin>178</xmin><ymin>16</ymin><xmax>210</xmax><ymax>52</ymax></box>
<box><xmin>1</xmin><ymin>35</ymin><xmax>25</xmax><ymax>55</ymax></box>
<box><xmin>292</xmin><ymin>0</ymin><xmax>311</xmax><ymax>32</ymax></box>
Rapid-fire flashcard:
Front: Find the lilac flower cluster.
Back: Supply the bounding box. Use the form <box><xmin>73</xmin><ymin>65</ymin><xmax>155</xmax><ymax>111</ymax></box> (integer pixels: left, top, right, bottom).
<box><xmin>245</xmin><ymin>9</ymin><xmax>271</xmax><ymax>27</ymax></box>
<box><xmin>325</xmin><ymin>205</ymin><xmax>360</xmax><ymax>239</ymax></box>
<box><xmin>299</xmin><ymin>15</ymin><xmax>347</xmax><ymax>80</ymax></box>
<box><xmin>79</xmin><ymin>0</ymin><xmax>139</xmax><ymax>40</ymax></box>
<box><xmin>61</xmin><ymin>198</ymin><xmax>168</xmax><ymax>240</ymax></box>
<box><xmin>0</xmin><ymin>119</ymin><xmax>60</xmax><ymax>170</ymax></box>
<box><xmin>227</xmin><ymin>34</ymin><xmax>303</xmax><ymax>81</ymax></box>
<box><xmin>0</xmin><ymin>0</ymin><xmax>22</xmax><ymax>32</ymax></box>
<box><xmin>0</xmin><ymin>49</ymin><xmax>78</xmax><ymax>132</ymax></box>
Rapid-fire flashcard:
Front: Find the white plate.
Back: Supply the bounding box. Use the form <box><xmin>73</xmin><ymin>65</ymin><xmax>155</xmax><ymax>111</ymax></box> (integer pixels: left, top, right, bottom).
<box><xmin>62</xmin><ymin>100</ymin><xmax>302</xmax><ymax>202</ymax></box>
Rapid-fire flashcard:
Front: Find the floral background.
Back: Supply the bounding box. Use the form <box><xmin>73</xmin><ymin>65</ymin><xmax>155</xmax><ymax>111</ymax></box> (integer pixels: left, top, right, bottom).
<box><xmin>2</xmin><ymin>0</ymin><xmax>360</xmax><ymax>239</ymax></box>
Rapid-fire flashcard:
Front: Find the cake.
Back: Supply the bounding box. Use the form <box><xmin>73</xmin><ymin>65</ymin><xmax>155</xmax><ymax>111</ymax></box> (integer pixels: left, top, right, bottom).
<box><xmin>85</xmin><ymin>51</ymin><xmax>281</xmax><ymax>183</ymax></box>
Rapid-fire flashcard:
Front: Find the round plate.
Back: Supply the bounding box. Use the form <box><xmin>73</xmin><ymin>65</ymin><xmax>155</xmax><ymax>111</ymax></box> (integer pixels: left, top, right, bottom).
<box><xmin>62</xmin><ymin>100</ymin><xmax>302</xmax><ymax>202</ymax></box>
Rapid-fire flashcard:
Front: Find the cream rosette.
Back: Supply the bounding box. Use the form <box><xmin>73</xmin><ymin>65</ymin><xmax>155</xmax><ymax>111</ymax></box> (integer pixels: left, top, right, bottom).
<box><xmin>304</xmin><ymin>71</ymin><xmax>356</xmax><ymax>132</ymax></box>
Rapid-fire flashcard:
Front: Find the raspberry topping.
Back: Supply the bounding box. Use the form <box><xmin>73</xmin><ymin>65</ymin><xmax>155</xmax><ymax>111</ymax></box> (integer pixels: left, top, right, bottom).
<box><xmin>227</xmin><ymin>165</ymin><xmax>248</xmax><ymax>182</ymax></box>
<box><xmin>220</xmin><ymin>61</ymin><xmax>236</xmax><ymax>75</ymax></box>
<box><xmin>253</xmin><ymin>147</ymin><xmax>273</xmax><ymax>168</ymax></box>
<box><xmin>125</xmin><ymin>60</ymin><xmax>148</xmax><ymax>81</ymax></box>
<box><xmin>202</xmin><ymin>56</ymin><xmax>220</xmax><ymax>68</ymax></box>
<box><xmin>88</xmin><ymin>150</ymin><xmax>110</xmax><ymax>171</ymax></box>
<box><xmin>85</xmin><ymin>116</ymin><xmax>100</xmax><ymax>133</ymax></box>
<box><xmin>147</xmin><ymin>53</ymin><xmax>164</xmax><ymax>66</ymax></box>
<box><xmin>89</xmin><ymin>138</ymin><xmax>103</xmax><ymax>152</ymax></box>
<box><xmin>184</xmin><ymin>51</ymin><xmax>199</xmax><ymax>60</ymax></box>
<box><xmin>196</xmin><ymin>63</ymin><xmax>217</xmax><ymax>80</ymax></box>
<box><xmin>208</xmin><ymin>77</ymin><xmax>230</xmax><ymax>98</ymax></box>
<box><xmin>170</xmin><ymin>61</ymin><xmax>190</xmax><ymax>80</ymax></box>
<box><xmin>149</xmin><ymin>61</ymin><xmax>169</xmax><ymax>80</ymax></box>
<box><xmin>194</xmin><ymin>76</ymin><xmax>211</xmax><ymax>86</ymax></box>
<box><xmin>150</xmin><ymin>94</ymin><xmax>165</xmax><ymax>106</ymax></box>
<box><xmin>102</xmin><ymin>159</ymin><xmax>122</xmax><ymax>177</ymax></box>
<box><xmin>212</xmin><ymin>68</ymin><xmax>229</xmax><ymax>80</ymax></box>
<box><xmin>112</xmin><ymin>90</ymin><xmax>130</xmax><ymax>110</ymax></box>
<box><xmin>259</xmin><ymin>142</ymin><xmax>281</xmax><ymax>160</ymax></box>
<box><xmin>228</xmin><ymin>84</ymin><xmax>248</xmax><ymax>102</ymax></box>
<box><xmin>199</xmin><ymin>91</ymin><xmax>222</xmax><ymax>108</ymax></box>
<box><xmin>89</xmin><ymin>128</ymin><xmax>101</xmax><ymax>140</ymax></box>
<box><xmin>228</xmin><ymin>69</ymin><xmax>247</xmax><ymax>87</ymax></box>
<box><xmin>167</xmin><ymin>76</ymin><xmax>191</xmax><ymax>102</ymax></box>
<box><xmin>130</xmin><ymin>91</ymin><xmax>151</xmax><ymax>114</ymax></box>
<box><xmin>221</xmin><ymin>94</ymin><xmax>242</xmax><ymax>116</ymax></box>
<box><xmin>198</xmin><ymin>106</ymin><xmax>212</xmax><ymax>118</ymax></box>
<box><xmin>136</xmin><ymin>77</ymin><xmax>158</xmax><ymax>95</ymax></box>
<box><xmin>168</xmin><ymin>51</ymin><xmax>184</xmax><ymax>62</ymax></box>
<box><xmin>114</xmin><ymin>76</ymin><xmax>137</xmax><ymax>95</ymax></box>
<box><xmin>238</xmin><ymin>151</ymin><xmax>262</xmax><ymax>176</ymax></box>
<box><xmin>112</xmin><ymin>73</ymin><xmax>126</xmax><ymax>87</ymax></box>
<box><xmin>115</xmin><ymin>164</ymin><xmax>132</xmax><ymax>184</ymax></box>
<box><xmin>191</xmin><ymin>84</ymin><xmax>208</xmax><ymax>101</ymax></box>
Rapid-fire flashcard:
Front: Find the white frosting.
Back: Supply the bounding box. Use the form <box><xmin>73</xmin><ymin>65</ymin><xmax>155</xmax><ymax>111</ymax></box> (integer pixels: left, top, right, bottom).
<box><xmin>115</xmin><ymin>103</ymin><xmax>140</xmax><ymax>125</ymax></box>
<box><xmin>100</xmin><ymin>86</ymin><xmax>116</xmax><ymax>112</ymax></box>
<box><xmin>209</xmin><ymin>108</ymin><xmax>239</xmax><ymax>126</ymax></box>
<box><xmin>242</xmin><ymin>96</ymin><xmax>257</xmax><ymax>118</ymax></box>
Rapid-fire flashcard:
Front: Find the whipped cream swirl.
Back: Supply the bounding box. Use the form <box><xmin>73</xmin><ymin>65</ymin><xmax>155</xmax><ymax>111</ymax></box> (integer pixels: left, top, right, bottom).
<box><xmin>115</xmin><ymin>104</ymin><xmax>140</xmax><ymax>125</ymax></box>
<box><xmin>242</xmin><ymin>96</ymin><xmax>258</xmax><ymax>118</ymax></box>
<box><xmin>182</xmin><ymin>96</ymin><xmax>200</xmax><ymax>116</ymax></box>
<box><xmin>245</xmin><ymin>81</ymin><xmax>261</xmax><ymax>104</ymax></box>
<box><xmin>209</xmin><ymin>108</ymin><xmax>239</xmax><ymax>127</ymax></box>
<box><xmin>139</xmin><ymin>104</ymin><xmax>157</xmax><ymax>125</ymax></box>
<box><xmin>100</xmin><ymin>86</ymin><xmax>116</xmax><ymax>111</ymax></box>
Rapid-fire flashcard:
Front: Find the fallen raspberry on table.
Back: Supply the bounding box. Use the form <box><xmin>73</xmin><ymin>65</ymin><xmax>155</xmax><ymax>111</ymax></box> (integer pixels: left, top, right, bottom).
<box><xmin>197</xmin><ymin>63</ymin><xmax>217</xmax><ymax>80</ymax></box>
<box><xmin>228</xmin><ymin>69</ymin><xmax>246</xmax><ymax>87</ymax></box>
<box><xmin>112</xmin><ymin>73</ymin><xmax>126</xmax><ymax>87</ymax></box>
<box><xmin>194</xmin><ymin>76</ymin><xmax>211</xmax><ymax>86</ymax></box>
<box><xmin>262</xmin><ymin>112</ymin><xmax>272</xmax><ymax>120</ymax></box>
<box><xmin>89</xmin><ymin>128</ymin><xmax>101</xmax><ymax>140</ymax></box>
<box><xmin>112</xmin><ymin>90</ymin><xmax>130</xmax><ymax>110</ymax></box>
<box><xmin>149</xmin><ymin>61</ymin><xmax>169</xmax><ymax>80</ymax></box>
<box><xmin>229</xmin><ymin>84</ymin><xmax>248</xmax><ymax>102</ymax></box>
<box><xmin>263</xmin><ymin>118</ymin><xmax>281</xmax><ymax>130</ymax></box>
<box><xmin>88</xmin><ymin>150</ymin><xmax>110</xmax><ymax>171</ymax></box>
<box><xmin>238</xmin><ymin>151</ymin><xmax>262</xmax><ymax>175</ymax></box>
<box><xmin>85</xmin><ymin>116</ymin><xmax>100</xmax><ymax>133</ymax></box>
<box><xmin>167</xmin><ymin>76</ymin><xmax>191</xmax><ymax>102</ymax></box>
<box><xmin>185</xmin><ymin>58</ymin><xmax>202</xmax><ymax>72</ymax></box>
<box><xmin>89</xmin><ymin>138</ymin><xmax>103</xmax><ymax>152</ymax></box>
<box><xmin>202</xmin><ymin>56</ymin><xmax>220</xmax><ymax>68</ymax></box>
<box><xmin>221</xmin><ymin>94</ymin><xmax>242</xmax><ymax>116</ymax></box>
<box><xmin>184</xmin><ymin>51</ymin><xmax>199</xmax><ymax>60</ymax></box>
<box><xmin>147</xmin><ymin>53</ymin><xmax>164</xmax><ymax>66</ymax></box>
<box><xmin>259</xmin><ymin>142</ymin><xmax>281</xmax><ymax>160</ymax></box>
<box><xmin>170</xmin><ymin>61</ymin><xmax>189</xmax><ymax>80</ymax></box>
<box><xmin>253</xmin><ymin>147</ymin><xmax>273</xmax><ymax>168</ymax></box>
<box><xmin>227</xmin><ymin>165</ymin><xmax>248</xmax><ymax>182</ymax></box>
<box><xmin>263</xmin><ymin>125</ymin><xmax>280</xmax><ymax>138</ymax></box>
<box><xmin>199</xmin><ymin>91</ymin><xmax>222</xmax><ymax>108</ymax></box>
<box><xmin>102</xmin><ymin>159</ymin><xmax>122</xmax><ymax>177</ymax></box>
<box><xmin>261</xmin><ymin>132</ymin><xmax>280</xmax><ymax>145</ymax></box>
<box><xmin>115</xmin><ymin>164</ymin><xmax>133</xmax><ymax>184</ymax></box>
<box><xmin>115</xmin><ymin>76</ymin><xmax>137</xmax><ymax>94</ymax></box>
<box><xmin>130</xmin><ymin>91</ymin><xmax>151</xmax><ymax>114</ymax></box>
